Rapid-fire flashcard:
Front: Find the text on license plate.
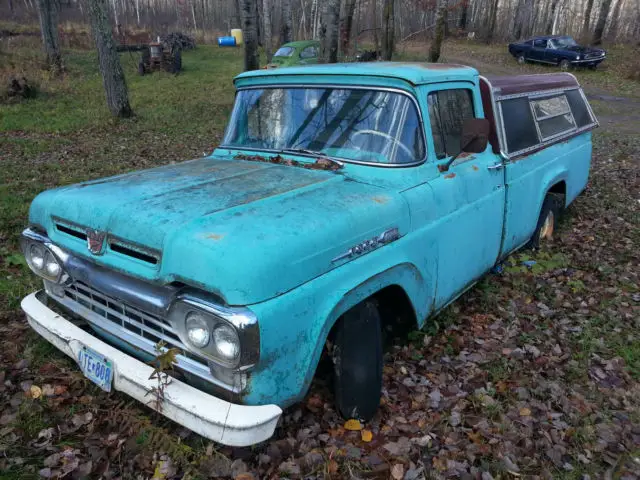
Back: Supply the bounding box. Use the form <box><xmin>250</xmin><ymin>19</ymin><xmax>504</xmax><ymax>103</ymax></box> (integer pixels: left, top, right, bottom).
<box><xmin>78</xmin><ymin>346</ymin><xmax>113</xmax><ymax>392</ymax></box>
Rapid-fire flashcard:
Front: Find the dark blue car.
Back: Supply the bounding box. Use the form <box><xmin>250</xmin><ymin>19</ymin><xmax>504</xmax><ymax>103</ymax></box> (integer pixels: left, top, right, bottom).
<box><xmin>509</xmin><ymin>35</ymin><xmax>606</xmax><ymax>70</ymax></box>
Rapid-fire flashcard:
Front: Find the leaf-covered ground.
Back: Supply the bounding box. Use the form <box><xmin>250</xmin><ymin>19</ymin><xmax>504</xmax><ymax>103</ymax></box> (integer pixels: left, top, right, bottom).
<box><xmin>1</xmin><ymin>37</ymin><xmax>639</xmax><ymax>479</ymax></box>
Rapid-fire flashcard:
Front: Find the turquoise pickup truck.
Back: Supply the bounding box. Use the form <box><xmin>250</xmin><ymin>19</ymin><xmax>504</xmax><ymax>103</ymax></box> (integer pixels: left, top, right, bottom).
<box><xmin>20</xmin><ymin>63</ymin><xmax>598</xmax><ymax>446</ymax></box>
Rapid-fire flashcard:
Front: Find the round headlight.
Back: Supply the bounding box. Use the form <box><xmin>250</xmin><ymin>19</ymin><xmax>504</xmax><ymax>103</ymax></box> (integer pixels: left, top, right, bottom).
<box><xmin>185</xmin><ymin>311</ymin><xmax>210</xmax><ymax>348</ymax></box>
<box><xmin>44</xmin><ymin>252</ymin><xmax>61</xmax><ymax>277</ymax></box>
<box><xmin>576</xmin><ymin>55</ymin><xmax>581</xmax><ymax>60</ymax></box>
<box><xmin>30</xmin><ymin>244</ymin><xmax>45</xmax><ymax>270</ymax></box>
<box><xmin>212</xmin><ymin>323</ymin><xmax>240</xmax><ymax>361</ymax></box>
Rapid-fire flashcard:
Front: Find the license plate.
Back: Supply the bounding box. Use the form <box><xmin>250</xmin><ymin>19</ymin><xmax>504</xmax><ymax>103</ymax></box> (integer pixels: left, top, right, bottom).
<box><xmin>78</xmin><ymin>345</ymin><xmax>113</xmax><ymax>392</ymax></box>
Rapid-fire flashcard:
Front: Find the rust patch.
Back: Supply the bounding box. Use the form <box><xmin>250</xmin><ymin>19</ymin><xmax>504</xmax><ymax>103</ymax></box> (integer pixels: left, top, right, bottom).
<box><xmin>206</xmin><ymin>233</ymin><xmax>225</xmax><ymax>241</ymax></box>
<box><xmin>444</xmin><ymin>173</ymin><xmax>456</xmax><ymax>179</ymax></box>
<box><xmin>458</xmin><ymin>152</ymin><xmax>474</xmax><ymax>159</ymax></box>
<box><xmin>235</xmin><ymin>154</ymin><xmax>342</xmax><ymax>171</ymax></box>
<box><xmin>472</xmin><ymin>165</ymin><xmax>479</xmax><ymax>171</ymax></box>
<box><xmin>372</xmin><ymin>196</ymin><xmax>389</xmax><ymax>204</ymax></box>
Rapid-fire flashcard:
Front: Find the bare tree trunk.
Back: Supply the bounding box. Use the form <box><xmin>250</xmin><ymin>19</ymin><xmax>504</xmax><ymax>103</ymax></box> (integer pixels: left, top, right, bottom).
<box><xmin>485</xmin><ymin>0</ymin><xmax>498</xmax><ymax>43</ymax></box>
<box><xmin>582</xmin><ymin>0</ymin><xmax>595</xmax><ymax>40</ymax></box>
<box><xmin>607</xmin><ymin>0</ymin><xmax>624</xmax><ymax>41</ymax></box>
<box><xmin>35</xmin><ymin>0</ymin><xmax>63</xmax><ymax>74</ymax></box>
<box><xmin>340</xmin><ymin>0</ymin><xmax>357</xmax><ymax>55</ymax></box>
<box><xmin>592</xmin><ymin>0</ymin><xmax>613</xmax><ymax>44</ymax></box>
<box><xmin>458</xmin><ymin>0</ymin><xmax>469</xmax><ymax>30</ymax></box>
<box><xmin>86</xmin><ymin>0</ymin><xmax>132</xmax><ymax>118</ymax></box>
<box><xmin>546</xmin><ymin>0</ymin><xmax>559</xmax><ymax>34</ymax></box>
<box><xmin>429</xmin><ymin>0</ymin><xmax>446</xmax><ymax>62</ymax></box>
<box><xmin>373</xmin><ymin>0</ymin><xmax>379</xmax><ymax>54</ymax></box>
<box><xmin>242</xmin><ymin>0</ymin><xmax>259</xmax><ymax>70</ymax></box>
<box><xmin>320</xmin><ymin>0</ymin><xmax>340</xmax><ymax>62</ymax></box>
<box><xmin>280</xmin><ymin>0</ymin><xmax>293</xmax><ymax>43</ymax></box>
<box><xmin>263</xmin><ymin>0</ymin><xmax>273</xmax><ymax>61</ymax></box>
<box><xmin>381</xmin><ymin>0</ymin><xmax>394</xmax><ymax>60</ymax></box>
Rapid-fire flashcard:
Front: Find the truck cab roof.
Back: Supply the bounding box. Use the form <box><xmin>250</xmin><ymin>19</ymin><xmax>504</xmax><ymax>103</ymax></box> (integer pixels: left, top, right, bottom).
<box><xmin>235</xmin><ymin>62</ymin><xmax>478</xmax><ymax>86</ymax></box>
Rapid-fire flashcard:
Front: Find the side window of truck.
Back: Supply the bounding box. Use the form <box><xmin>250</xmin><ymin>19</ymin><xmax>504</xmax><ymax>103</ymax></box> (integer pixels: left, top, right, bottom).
<box><xmin>427</xmin><ymin>89</ymin><xmax>474</xmax><ymax>159</ymax></box>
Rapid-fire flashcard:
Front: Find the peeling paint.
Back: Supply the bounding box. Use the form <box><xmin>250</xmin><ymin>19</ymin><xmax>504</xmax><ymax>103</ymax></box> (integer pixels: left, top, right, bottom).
<box><xmin>206</xmin><ymin>233</ymin><xmax>225</xmax><ymax>241</ymax></box>
<box><xmin>234</xmin><ymin>154</ymin><xmax>343</xmax><ymax>172</ymax></box>
<box><xmin>372</xmin><ymin>196</ymin><xmax>389</xmax><ymax>204</ymax></box>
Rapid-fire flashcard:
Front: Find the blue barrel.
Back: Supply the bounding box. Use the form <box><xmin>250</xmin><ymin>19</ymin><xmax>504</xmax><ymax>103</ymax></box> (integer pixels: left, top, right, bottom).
<box><xmin>217</xmin><ymin>36</ymin><xmax>237</xmax><ymax>47</ymax></box>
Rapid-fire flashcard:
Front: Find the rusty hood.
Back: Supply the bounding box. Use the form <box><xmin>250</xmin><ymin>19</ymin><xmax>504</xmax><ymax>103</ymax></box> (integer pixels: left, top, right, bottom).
<box><xmin>29</xmin><ymin>156</ymin><xmax>409</xmax><ymax>305</ymax></box>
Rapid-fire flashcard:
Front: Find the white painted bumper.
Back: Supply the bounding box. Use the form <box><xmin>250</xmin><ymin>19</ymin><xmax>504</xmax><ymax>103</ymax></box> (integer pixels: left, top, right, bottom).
<box><xmin>21</xmin><ymin>291</ymin><xmax>282</xmax><ymax>446</ymax></box>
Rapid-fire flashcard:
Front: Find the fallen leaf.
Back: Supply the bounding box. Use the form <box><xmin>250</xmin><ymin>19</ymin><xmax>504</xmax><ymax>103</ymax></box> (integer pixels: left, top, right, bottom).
<box><xmin>519</xmin><ymin>407</ymin><xmax>532</xmax><ymax>416</ymax></box>
<box><xmin>361</xmin><ymin>429</ymin><xmax>373</xmax><ymax>442</ymax></box>
<box><xmin>344</xmin><ymin>419</ymin><xmax>363</xmax><ymax>431</ymax></box>
<box><xmin>391</xmin><ymin>463</ymin><xmax>404</xmax><ymax>480</ymax></box>
<box><xmin>30</xmin><ymin>385</ymin><xmax>42</xmax><ymax>399</ymax></box>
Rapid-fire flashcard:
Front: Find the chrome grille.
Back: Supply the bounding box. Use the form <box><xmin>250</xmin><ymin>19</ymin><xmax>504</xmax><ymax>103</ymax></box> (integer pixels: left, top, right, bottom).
<box><xmin>59</xmin><ymin>281</ymin><xmax>220</xmax><ymax>386</ymax></box>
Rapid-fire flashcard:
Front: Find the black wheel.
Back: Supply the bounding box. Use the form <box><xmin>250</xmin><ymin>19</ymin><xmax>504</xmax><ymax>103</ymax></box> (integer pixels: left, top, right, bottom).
<box><xmin>559</xmin><ymin>59</ymin><xmax>571</xmax><ymax>71</ymax></box>
<box><xmin>526</xmin><ymin>194</ymin><xmax>563</xmax><ymax>249</ymax></box>
<box><xmin>517</xmin><ymin>54</ymin><xmax>526</xmax><ymax>65</ymax></box>
<box><xmin>137</xmin><ymin>61</ymin><xmax>145</xmax><ymax>76</ymax></box>
<box><xmin>332</xmin><ymin>300</ymin><xmax>382</xmax><ymax>422</ymax></box>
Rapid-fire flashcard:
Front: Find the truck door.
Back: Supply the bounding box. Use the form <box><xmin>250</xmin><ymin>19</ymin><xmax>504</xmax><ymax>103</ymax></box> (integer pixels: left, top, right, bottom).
<box><xmin>424</xmin><ymin>85</ymin><xmax>506</xmax><ymax>309</ymax></box>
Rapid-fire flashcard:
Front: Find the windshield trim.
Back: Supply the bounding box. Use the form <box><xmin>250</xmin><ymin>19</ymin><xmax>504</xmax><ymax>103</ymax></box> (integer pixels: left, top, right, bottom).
<box><xmin>220</xmin><ymin>84</ymin><xmax>428</xmax><ymax>168</ymax></box>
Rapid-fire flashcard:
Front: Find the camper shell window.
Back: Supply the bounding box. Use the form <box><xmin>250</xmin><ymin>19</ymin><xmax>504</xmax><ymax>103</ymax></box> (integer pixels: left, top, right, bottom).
<box><xmin>480</xmin><ymin>73</ymin><xmax>598</xmax><ymax>158</ymax></box>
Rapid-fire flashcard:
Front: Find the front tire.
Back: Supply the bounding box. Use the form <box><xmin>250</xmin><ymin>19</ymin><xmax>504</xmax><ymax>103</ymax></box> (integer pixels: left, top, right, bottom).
<box><xmin>559</xmin><ymin>59</ymin><xmax>571</xmax><ymax>71</ymax></box>
<box><xmin>332</xmin><ymin>300</ymin><xmax>382</xmax><ymax>422</ymax></box>
<box><xmin>517</xmin><ymin>54</ymin><xmax>526</xmax><ymax>65</ymax></box>
<box><xmin>526</xmin><ymin>194</ymin><xmax>562</xmax><ymax>249</ymax></box>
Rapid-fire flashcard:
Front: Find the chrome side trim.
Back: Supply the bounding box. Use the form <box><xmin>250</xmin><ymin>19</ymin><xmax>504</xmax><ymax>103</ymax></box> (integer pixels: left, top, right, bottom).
<box><xmin>220</xmin><ymin>84</ymin><xmax>428</xmax><ymax>168</ymax></box>
<box><xmin>331</xmin><ymin>227</ymin><xmax>401</xmax><ymax>263</ymax></box>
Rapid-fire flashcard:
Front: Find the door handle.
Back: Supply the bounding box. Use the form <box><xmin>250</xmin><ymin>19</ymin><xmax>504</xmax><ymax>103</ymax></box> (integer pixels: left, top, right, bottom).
<box><xmin>487</xmin><ymin>163</ymin><xmax>504</xmax><ymax>171</ymax></box>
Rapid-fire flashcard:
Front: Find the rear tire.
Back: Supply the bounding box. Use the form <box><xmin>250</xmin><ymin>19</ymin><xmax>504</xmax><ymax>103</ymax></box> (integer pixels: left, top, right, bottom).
<box><xmin>333</xmin><ymin>300</ymin><xmax>382</xmax><ymax>422</ymax></box>
<box><xmin>526</xmin><ymin>194</ymin><xmax>562</xmax><ymax>250</ymax></box>
<box><xmin>137</xmin><ymin>61</ymin><xmax>145</xmax><ymax>76</ymax></box>
<box><xmin>559</xmin><ymin>59</ymin><xmax>571</xmax><ymax>71</ymax></box>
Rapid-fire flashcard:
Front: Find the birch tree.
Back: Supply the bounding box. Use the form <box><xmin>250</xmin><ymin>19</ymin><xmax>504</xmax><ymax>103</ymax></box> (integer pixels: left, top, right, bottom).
<box><xmin>429</xmin><ymin>0</ymin><xmax>446</xmax><ymax>62</ymax></box>
<box><xmin>35</xmin><ymin>0</ymin><xmax>63</xmax><ymax>74</ymax></box>
<box><xmin>86</xmin><ymin>0</ymin><xmax>132</xmax><ymax>117</ymax></box>
<box><xmin>319</xmin><ymin>0</ymin><xmax>340</xmax><ymax>63</ymax></box>
<box><xmin>241</xmin><ymin>0</ymin><xmax>259</xmax><ymax>70</ymax></box>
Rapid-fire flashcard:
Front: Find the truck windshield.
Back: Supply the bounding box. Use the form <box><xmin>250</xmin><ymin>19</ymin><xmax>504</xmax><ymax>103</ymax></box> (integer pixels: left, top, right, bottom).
<box><xmin>222</xmin><ymin>87</ymin><xmax>425</xmax><ymax>165</ymax></box>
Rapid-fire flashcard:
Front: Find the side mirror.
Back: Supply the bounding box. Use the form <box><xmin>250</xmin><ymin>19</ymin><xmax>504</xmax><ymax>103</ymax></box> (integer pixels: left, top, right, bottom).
<box><xmin>438</xmin><ymin>118</ymin><xmax>490</xmax><ymax>172</ymax></box>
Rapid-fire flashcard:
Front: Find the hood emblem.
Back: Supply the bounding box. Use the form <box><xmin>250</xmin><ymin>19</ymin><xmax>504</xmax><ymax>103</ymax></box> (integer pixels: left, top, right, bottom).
<box><xmin>86</xmin><ymin>229</ymin><xmax>106</xmax><ymax>255</ymax></box>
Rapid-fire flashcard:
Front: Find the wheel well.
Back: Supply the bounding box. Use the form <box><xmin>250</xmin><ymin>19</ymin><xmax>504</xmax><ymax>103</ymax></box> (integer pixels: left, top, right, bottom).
<box><xmin>326</xmin><ymin>285</ymin><xmax>418</xmax><ymax>344</ymax></box>
<box><xmin>548</xmin><ymin>180</ymin><xmax>567</xmax><ymax>204</ymax></box>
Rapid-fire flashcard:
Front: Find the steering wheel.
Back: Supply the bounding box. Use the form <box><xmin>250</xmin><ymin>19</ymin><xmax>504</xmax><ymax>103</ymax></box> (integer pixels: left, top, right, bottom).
<box><xmin>351</xmin><ymin>130</ymin><xmax>414</xmax><ymax>159</ymax></box>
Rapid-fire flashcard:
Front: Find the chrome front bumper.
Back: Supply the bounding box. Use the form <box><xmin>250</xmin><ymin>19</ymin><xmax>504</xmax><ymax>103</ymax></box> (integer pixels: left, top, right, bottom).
<box><xmin>21</xmin><ymin>291</ymin><xmax>282</xmax><ymax>446</ymax></box>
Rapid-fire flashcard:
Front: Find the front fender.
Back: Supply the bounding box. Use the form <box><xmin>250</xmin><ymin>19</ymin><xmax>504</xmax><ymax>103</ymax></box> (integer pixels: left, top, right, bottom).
<box><xmin>244</xmin><ymin>237</ymin><xmax>435</xmax><ymax>408</ymax></box>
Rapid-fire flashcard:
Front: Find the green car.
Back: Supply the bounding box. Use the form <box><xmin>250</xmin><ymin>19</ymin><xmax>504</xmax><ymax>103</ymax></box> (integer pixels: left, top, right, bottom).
<box><xmin>267</xmin><ymin>40</ymin><xmax>320</xmax><ymax>69</ymax></box>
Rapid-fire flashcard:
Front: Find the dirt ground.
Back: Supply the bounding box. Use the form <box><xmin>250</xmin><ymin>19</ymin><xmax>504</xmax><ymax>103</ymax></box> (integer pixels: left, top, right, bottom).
<box><xmin>0</xmin><ymin>41</ymin><xmax>639</xmax><ymax>479</ymax></box>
